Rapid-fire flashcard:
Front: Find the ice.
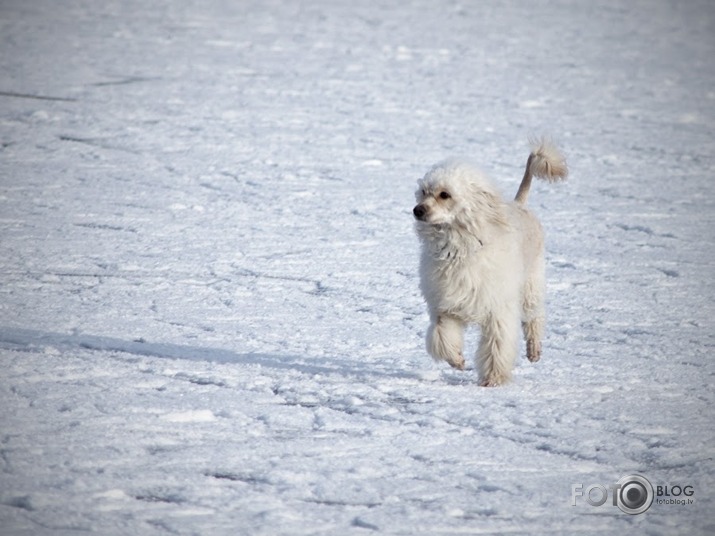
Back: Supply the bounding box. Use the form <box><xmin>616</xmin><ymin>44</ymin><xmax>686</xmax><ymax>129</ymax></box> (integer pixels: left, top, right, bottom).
<box><xmin>1</xmin><ymin>0</ymin><xmax>714</xmax><ymax>534</ymax></box>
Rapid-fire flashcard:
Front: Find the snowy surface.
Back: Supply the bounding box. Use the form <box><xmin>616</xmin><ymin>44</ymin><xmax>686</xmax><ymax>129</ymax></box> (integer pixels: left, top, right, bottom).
<box><xmin>1</xmin><ymin>0</ymin><xmax>714</xmax><ymax>534</ymax></box>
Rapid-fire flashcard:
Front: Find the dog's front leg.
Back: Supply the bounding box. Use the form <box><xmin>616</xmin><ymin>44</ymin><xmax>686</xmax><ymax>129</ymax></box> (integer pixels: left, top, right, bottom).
<box><xmin>426</xmin><ymin>314</ymin><xmax>465</xmax><ymax>370</ymax></box>
<box><xmin>477</xmin><ymin>313</ymin><xmax>520</xmax><ymax>386</ymax></box>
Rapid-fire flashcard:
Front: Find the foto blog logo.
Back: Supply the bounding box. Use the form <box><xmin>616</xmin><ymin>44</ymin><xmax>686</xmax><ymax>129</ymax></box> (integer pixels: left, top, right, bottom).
<box><xmin>572</xmin><ymin>474</ymin><xmax>654</xmax><ymax>515</ymax></box>
<box><xmin>571</xmin><ymin>474</ymin><xmax>695</xmax><ymax>515</ymax></box>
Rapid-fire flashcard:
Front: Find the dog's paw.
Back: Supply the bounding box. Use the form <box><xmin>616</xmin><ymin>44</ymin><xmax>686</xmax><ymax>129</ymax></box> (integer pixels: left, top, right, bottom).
<box><xmin>447</xmin><ymin>354</ymin><xmax>465</xmax><ymax>370</ymax></box>
<box><xmin>479</xmin><ymin>372</ymin><xmax>511</xmax><ymax>387</ymax></box>
<box><xmin>479</xmin><ymin>378</ymin><xmax>500</xmax><ymax>387</ymax></box>
<box><xmin>526</xmin><ymin>340</ymin><xmax>542</xmax><ymax>363</ymax></box>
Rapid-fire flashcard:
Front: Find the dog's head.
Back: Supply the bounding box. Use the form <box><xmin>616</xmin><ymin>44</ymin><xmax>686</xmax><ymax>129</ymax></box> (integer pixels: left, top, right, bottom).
<box><xmin>413</xmin><ymin>159</ymin><xmax>507</xmax><ymax>231</ymax></box>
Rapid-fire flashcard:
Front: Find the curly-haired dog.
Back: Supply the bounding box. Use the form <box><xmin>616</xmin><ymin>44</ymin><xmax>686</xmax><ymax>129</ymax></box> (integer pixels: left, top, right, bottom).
<box><xmin>413</xmin><ymin>139</ymin><xmax>568</xmax><ymax>386</ymax></box>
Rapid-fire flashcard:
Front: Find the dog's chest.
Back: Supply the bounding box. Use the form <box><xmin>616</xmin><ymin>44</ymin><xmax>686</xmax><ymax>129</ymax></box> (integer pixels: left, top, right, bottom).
<box><xmin>423</xmin><ymin>252</ymin><xmax>487</xmax><ymax>317</ymax></box>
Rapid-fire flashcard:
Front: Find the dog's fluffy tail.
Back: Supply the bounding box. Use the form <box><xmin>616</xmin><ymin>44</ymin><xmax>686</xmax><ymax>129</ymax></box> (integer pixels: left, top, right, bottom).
<box><xmin>514</xmin><ymin>137</ymin><xmax>568</xmax><ymax>205</ymax></box>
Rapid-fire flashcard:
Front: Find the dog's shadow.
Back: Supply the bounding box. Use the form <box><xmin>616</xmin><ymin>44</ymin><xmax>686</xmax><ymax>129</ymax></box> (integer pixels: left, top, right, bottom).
<box><xmin>0</xmin><ymin>326</ymin><xmax>439</xmax><ymax>383</ymax></box>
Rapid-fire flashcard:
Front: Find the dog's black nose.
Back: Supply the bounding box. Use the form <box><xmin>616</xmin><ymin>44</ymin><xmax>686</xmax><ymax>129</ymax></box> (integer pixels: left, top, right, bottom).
<box><xmin>413</xmin><ymin>204</ymin><xmax>426</xmax><ymax>220</ymax></box>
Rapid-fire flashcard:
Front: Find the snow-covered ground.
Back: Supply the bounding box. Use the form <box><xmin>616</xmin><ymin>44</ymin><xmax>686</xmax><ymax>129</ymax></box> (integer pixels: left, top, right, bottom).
<box><xmin>1</xmin><ymin>0</ymin><xmax>713</xmax><ymax>534</ymax></box>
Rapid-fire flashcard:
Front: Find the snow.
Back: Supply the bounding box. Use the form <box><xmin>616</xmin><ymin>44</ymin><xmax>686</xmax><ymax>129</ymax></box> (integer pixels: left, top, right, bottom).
<box><xmin>1</xmin><ymin>0</ymin><xmax>713</xmax><ymax>534</ymax></box>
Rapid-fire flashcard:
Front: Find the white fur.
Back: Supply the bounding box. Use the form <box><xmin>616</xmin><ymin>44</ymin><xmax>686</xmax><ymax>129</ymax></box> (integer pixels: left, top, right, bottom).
<box><xmin>413</xmin><ymin>139</ymin><xmax>567</xmax><ymax>386</ymax></box>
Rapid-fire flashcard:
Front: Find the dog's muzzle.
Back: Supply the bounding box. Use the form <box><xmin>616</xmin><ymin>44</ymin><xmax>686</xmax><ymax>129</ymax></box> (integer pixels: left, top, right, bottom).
<box><xmin>413</xmin><ymin>204</ymin><xmax>427</xmax><ymax>221</ymax></box>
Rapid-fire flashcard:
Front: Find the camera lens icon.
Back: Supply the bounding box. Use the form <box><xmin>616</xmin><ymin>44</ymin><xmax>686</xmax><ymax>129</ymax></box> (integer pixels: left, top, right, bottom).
<box><xmin>616</xmin><ymin>474</ymin><xmax>654</xmax><ymax>515</ymax></box>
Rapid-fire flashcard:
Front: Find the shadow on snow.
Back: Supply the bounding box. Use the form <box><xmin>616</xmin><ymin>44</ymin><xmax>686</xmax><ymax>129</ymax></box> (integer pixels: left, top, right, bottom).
<box><xmin>0</xmin><ymin>326</ymin><xmax>432</xmax><ymax>382</ymax></box>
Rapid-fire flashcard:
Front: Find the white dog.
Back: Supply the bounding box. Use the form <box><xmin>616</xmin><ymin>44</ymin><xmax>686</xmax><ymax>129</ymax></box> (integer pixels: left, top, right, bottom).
<box><xmin>413</xmin><ymin>139</ymin><xmax>568</xmax><ymax>386</ymax></box>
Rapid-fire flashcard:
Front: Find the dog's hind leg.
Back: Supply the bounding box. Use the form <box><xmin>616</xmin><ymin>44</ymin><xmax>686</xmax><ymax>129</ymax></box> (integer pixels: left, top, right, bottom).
<box><xmin>522</xmin><ymin>262</ymin><xmax>545</xmax><ymax>363</ymax></box>
<box><xmin>427</xmin><ymin>315</ymin><xmax>466</xmax><ymax>370</ymax></box>
<box><xmin>477</xmin><ymin>313</ymin><xmax>520</xmax><ymax>386</ymax></box>
<box><xmin>522</xmin><ymin>306</ymin><xmax>544</xmax><ymax>362</ymax></box>
<box><xmin>522</xmin><ymin>318</ymin><xmax>544</xmax><ymax>363</ymax></box>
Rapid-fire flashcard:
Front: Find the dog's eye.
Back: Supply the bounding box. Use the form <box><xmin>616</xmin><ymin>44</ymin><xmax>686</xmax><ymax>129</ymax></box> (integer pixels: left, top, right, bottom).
<box><xmin>421</xmin><ymin>189</ymin><xmax>427</xmax><ymax>197</ymax></box>
<box><xmin>439</xmin><ymin>191</ymin><xmax>451</xmax><ymax>200</ymax></box>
